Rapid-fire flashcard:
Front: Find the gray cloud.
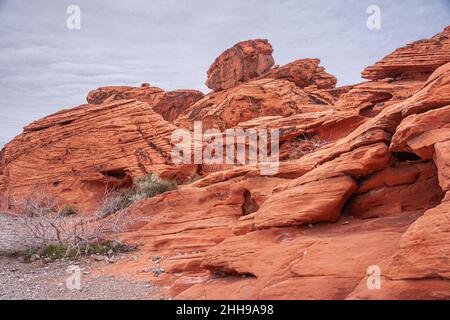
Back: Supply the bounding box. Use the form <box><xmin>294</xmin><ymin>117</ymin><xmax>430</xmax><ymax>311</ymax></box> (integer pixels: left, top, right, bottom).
<box><xmin>0</xmin><ymin>0</ymin><xmax>449</xmax><ymax>147</ymax></box>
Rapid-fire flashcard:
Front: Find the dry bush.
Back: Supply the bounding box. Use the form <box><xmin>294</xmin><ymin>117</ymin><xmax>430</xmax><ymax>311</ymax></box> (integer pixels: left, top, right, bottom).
<box><xmin>3</xmin><ymin>173</ymin><xmax>176</xmax><ymax>260</ymax></box>
<box><xmin>288</xmin><ymin>132</ymin><xmax>332</xmax><ymax>159</ymax></box>
<box><xmin>5</xmin><ymin>186</ymin><xmax>146</xmax><ymax>260</ymax></box>
<box><xmin>122</xmin><ymin>173</ymin><xmax>177</xmax><ymax>204</ymax></box>
<box><xmin>97</xmin><ymin>173</ymin><xmax>176</xmax><ymax>218</ymax></box>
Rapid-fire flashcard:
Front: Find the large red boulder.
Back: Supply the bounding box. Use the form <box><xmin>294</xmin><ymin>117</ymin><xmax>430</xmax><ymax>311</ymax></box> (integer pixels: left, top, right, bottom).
<box><xmin>206</xmin><ymin>39</ymin><xmax>275</xmax><ymax>92</ymax></box>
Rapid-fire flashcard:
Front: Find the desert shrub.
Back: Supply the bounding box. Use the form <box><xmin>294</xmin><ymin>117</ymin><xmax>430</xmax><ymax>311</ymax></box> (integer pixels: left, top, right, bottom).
<box><xmin>59</xmin><ymin>204</ymin><xmax>78</xmax><ymax>216</ymax></box>
<box><xmin>90</xmin><ymin>172</ymin><xmax>175</xmax><ymax>218</ymax></box>
<box><xmin>18</xmin><ymin>189</ymin><xmax>58</xmax><ymax>217</ymax></box>
<box><xmin>37</xmin><ymin>243</ymin><xmax>78</xmax><ymax>260</ymax></box>
<box><xmin>88</xmin><ymin>240</ymin><xmax>137</xmax><ymax>255</ymax></box>
<box><xmin>97</xmin><ymin>173</ymin><xmax>176</xmax><ymax>218</ymax></box>
<box><xmin>128</xmin><ymin>173</ymin><xmax>177</xmax><ymax>202</ymax></box>
<box><xmin>288</xmin><ymin>132</ymin><xmax>332</xmax><ymax>159</ymax></box>
<box><xmin>19</xmin><ymin>240</ymin><xmax>137</xmax><ymax>262</ymax></box>
<box><xmin>97</xmin><ymin>189</ymin><xmax>130</xmax><ymax>218</ymax></box>
<box><xmin>5</xmin><ymin>187</ymin><xmax>144</xmax><ymax>261</ymax></box>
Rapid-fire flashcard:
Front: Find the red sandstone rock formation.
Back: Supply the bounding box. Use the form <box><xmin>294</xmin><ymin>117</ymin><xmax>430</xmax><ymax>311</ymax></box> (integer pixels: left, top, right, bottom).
<box><xmin>206</xmin><ymin>39</ymin><xmax>275</xmax><ymax>92</ymax></box>
<box><xmin>264</xmin><ymin>58</ymin><xmax>337</xmax><ymax>89</ymax></box>
<box><xmin>0</xmin><ymin>99</ymin><xmax>196</xmax><ymax>212</ymax></box>
<box><xmin>362</xmin><ymin>26</ymin><xmax>450</xmax><ymax>81</ymax></box>
<box><xmin>87</xmin><ymin>85</ymin><xmax>204</xmax><ymax>122</ymax></box>
<box><xmin>176</xmin><ymin>78</ymin><xmax>339</xmax><ymax>131</ymax></box>
<box><xmin>1</xmin><ymin>26</ymin><xmax>450</xmax><ymax>300</ymax></box>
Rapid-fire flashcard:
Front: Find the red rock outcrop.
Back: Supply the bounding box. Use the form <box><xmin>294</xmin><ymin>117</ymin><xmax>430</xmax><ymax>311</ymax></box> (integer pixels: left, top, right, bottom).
<box><xmin>2</xmin><ymin>27</ymin><xmax>450</xmax><ymax>300</ymax></box>
<box><xmin>176</xmin><ymin>78</ymin><xmax>339</xmax><ymax>131</ymax></box>
<box><xmin>434</xmin><ymin>140</ymin><xmax>450</xmax><ymax>191</ymax></box>
<box><xmin>334</xmin><ymin>79</ymin><xmax>424</xmax><ymax>116</ymax></box>
<box><xmin>0</xmin><ymin>99</ymin><xmax>196</xmax><ymax>212</ymax></box>
<box><xmin>87</xmin><ymin>85</ymin><xmax>204</xmax><ymax>122</ymax></box>
<box><xmin>206</xmin><ymin>39</ymin><xmax>275</xmax><ymax>92</ymax></box>
<box><xmin>344</xmin><ymin>161</ymin><xmax>444</xmax><ymax>219</ymax></box>
<box><xmin>177</xmin><ymin>42</ymin><xmax>340</xmax><ymax>131</ymax></box>
<box><xmin>391</xmin><ymin>104</ymin><xmax>450</xmax><ymax>159</ymax></box>
<box><xmin>254</xmin><ymin>176</ymin><xmax>357</xmax><ymax>229</ymax></box>
<box><xmin>362</xmin><ymin>26</ymin><xmax>450</xmax><ymax>81</ymax></box>
<box><xmin>86</xmin><ymin>86</ymin><xmax>135</xmax><ymax>104</ymax></box>
<box><xmin>153</xmin><ymin>90</ymin><xmax>205</xmax><ymax>122</ymax></box>
<box><xmin>264</xmin><ymin>58</ymin><xmax>337</xmax><ymax>89</ymax></box>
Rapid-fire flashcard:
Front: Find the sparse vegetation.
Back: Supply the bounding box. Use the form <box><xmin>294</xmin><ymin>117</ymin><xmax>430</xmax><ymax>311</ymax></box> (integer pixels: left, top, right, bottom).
<box><xmin>6</xmin><ymin>240</ymin><xmax>137</xmax><ymax>262</ymax></box>
<box><xmin>125</xmin><ymin>173</ymin><xmax>177</xmax><ymax>203</ymax></box>
<box><xmin>3</xmin><ymin>173</ymin><xmax>174</xmax><ymax>262</ymax></box>
<box><xmin>4</xmin><ymin>186</ymin><xmax>144</xmax><ymax>261</ymax></box>
<box><xmin>288</xmin><ymin>132</ymin><xmax>332</xmax><ymax>159</ymax></box>
<box><xmin>59</xmin><ymin>204</ymin><xmax>78</xmax><ymax>216</ymax></box>
<box><xmin>99</xmin><ymin>173</ymin><xmax>177</xmax><ymax>218</ymax></box>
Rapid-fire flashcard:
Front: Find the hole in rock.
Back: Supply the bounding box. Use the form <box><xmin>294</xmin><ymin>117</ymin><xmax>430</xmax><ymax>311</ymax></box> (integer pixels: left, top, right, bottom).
<box><xmin>212</xmin><ymin>270</ymin><xmax>256</xmax><ymax>279</ymax></box>
<box><xmin>393</xmin><ymin>152</ymin><xmax>422</xmax><ymax>162</ymax></box>
<box><xmin>242</xmin><ymin>190</ymin><xmax>259</xmax><ymax>215</ymax></box>
<box><xmin>359</xmin><ymin>93</ymin><xmax>393</xmax><ymax>117</ymax></box>
<box><xmin>99</xmin><ymin>170</ymin><xmax>133</xmax><ymax>189</ymax></box>
<box><xmin>307</xmin><ymin>95</ymin><xmax>328</xmax><ymax>105</ymax></box>
<box><xmin>100</xmin><ymin>169</ymin><xmax>128</xmax><ymax>180</ymax></box>
<box><xmin>53</xmin><ymin>181</ymin><xmax>60</xmax><ymax>187</ymax></box>
<box><xmin>294</xmin><ymin>132</ymin><xmax>317</xmax><ymax>142</ymax></box>
<box><xmin>60</xmin><ymin>120</ymin><xmax>74</xmax><ymax>126</ymax></box>
<box><xmin>359</xmin><ymin>106</ymin><xmax>377</xmax><ymax>117</ymax></box>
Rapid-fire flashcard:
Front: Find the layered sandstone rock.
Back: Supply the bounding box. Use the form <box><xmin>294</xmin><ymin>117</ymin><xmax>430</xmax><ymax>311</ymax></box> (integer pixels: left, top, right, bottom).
<box><xmin>349</xmin><ymin>197</ymin><xmax>450</xmax><ymax>300</ymax></box>
<box><xmin>0</xmin><ymin>99</ymin><xmax>196</xmax><ymax>212</ymax></box>
<box><xmin>434</xmin><ymin>140</ymin><xmax>450</xmax><ymax>191</ymax></box>
<box><xmin>254</xmin><ymin>176</ymin><xmax>357</xmax><ymax>229</ymax></box>
<box><xmin>86</xmin><ymin>86</ymin><xmax>135</xmax><ymax>104</ymax></box>
<box><xmin>206</xmin><ymin>39</ymin><xmax>275</xmax><ymax>92</ymax></box>
<box><xmin>344</xmin><ymin>161</ymin><xmax>444</xmax><ymax>219</ymax></box>
<box><xmin>334</xmin><ymin>80</ymin><xmax>424</xmax><ymax>116</ymax></box>
<box><xmin>238</xmin><ymin>110</ymin><xmax>366</xmax><ymax>160</ymax></box>
<box><xmin>120</xmin><ymin>35</ymin><xmax>450</xmax><ymax>299</ymax></box>
<box><xmin>362</xmin><ymin>26</ymin><xmax>450</xmax><ymax>81</ymax></box>
<box><xmin>264</xmin><ymin>58</ymin><xmax>337</xmax><ymax>89</ymax></box>
<box><xmin>176</xmin><ymin>78</ymin><xmax>338</xmax><ymax>131</ymax></box>
<box><xmin>391</xmin><ymin>104</ymin><xmax>450</xmax><ymax>159</ymax></box>
<box><xmin>87</xmin><ymin>85</ymin><xmax>204</xmax><ymax>122</ymax></box>
<box><xmin>153</xmin><ymin>90</ymin><xmax>205</xmax><ymax>122</ymax></box>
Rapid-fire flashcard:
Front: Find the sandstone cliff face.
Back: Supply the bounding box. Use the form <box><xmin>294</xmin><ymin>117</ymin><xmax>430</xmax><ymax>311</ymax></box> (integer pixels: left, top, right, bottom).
<box><xmin>1</xmin><ymin>26</ymin><xmax>450</xmax><ymax>300</ymax></box>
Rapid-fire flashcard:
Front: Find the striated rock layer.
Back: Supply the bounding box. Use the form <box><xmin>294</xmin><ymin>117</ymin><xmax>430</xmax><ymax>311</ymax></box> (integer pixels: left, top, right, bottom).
<box><xmin>1</xmin><ymin>26</ymin><xmax>450</xmax><ymax>300</ymax></box>
<box><xmin>264</xmin><ymin>58</ymin><xmax>337</xmax><ymax>89</ymax></box>
<box><xmin>362</xmin><ymin>26</ymin><xmax>450</xmax><ymax>81</ymax></box>
<box><xmin>206</xmin><ymin>39</ymin><xmax>275</xmax><ymax>92</ymax></box>
<box><xmin>0</xmin><ymin>99</ymin><xmax>197</xmax><ymax>212</ymax></box>
<box><xmin>87</xmin><ymin>84</ymin><xmax>204</xmax><ymax>122</ymax></box>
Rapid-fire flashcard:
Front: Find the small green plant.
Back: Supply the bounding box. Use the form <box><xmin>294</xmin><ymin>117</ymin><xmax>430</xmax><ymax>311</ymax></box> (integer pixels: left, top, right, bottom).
<box><xmin>15</xmin><ymin>240</ymin><xmax>137</xmax><ymax>262</ymax></box>
<box><xmin>38</xmin><ymin>243</ymin><xmax>78</xmax><ymax>260</ymax></box>
<box><xmin>59</xmin><ymin>204</ymin><xmax>78</xmax><ymax>216</ymax></box>
<box><xmin>129</xmin><ymin>173</ymin><xmax>177</xmax><ymax>202</ymax></box>
<box><xmin>88</xmin><ymin>240</ymin><xmax>137</xmax><ymax>255</ymax></box>
<box><xmin>100</xmin><ymin>173</ymin><xmax>176</xmax><ymax>217</ymax></box>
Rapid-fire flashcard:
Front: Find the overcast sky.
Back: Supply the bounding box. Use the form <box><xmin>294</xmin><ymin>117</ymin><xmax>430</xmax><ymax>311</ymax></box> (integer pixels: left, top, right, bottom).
<box><xmin>0</xmin><ymin>0</ymin><xmax>449</xmax><ymax>147</ymax></box>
